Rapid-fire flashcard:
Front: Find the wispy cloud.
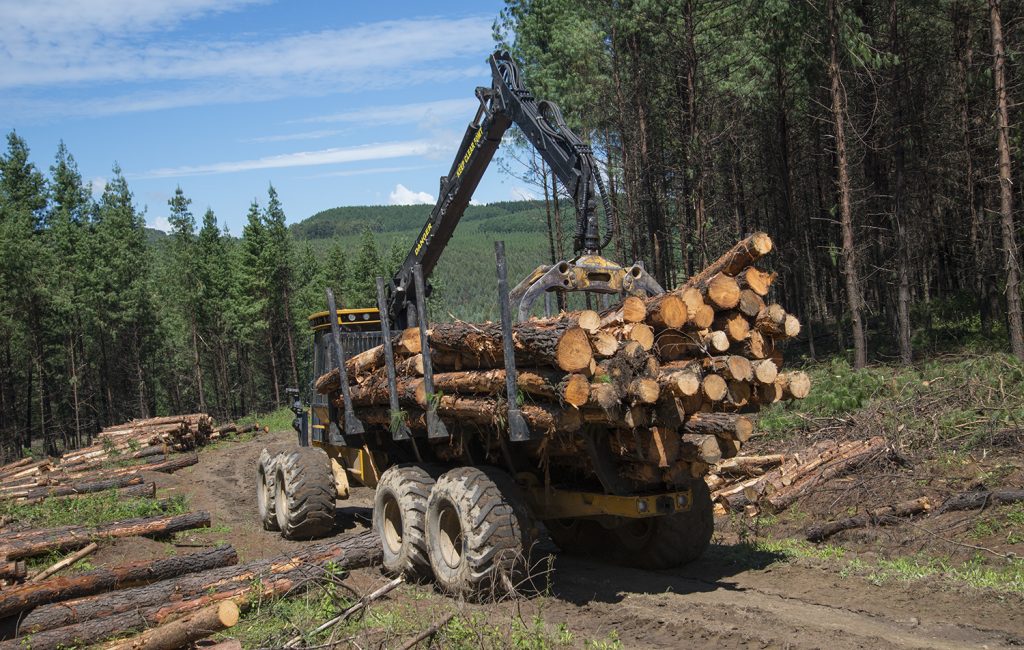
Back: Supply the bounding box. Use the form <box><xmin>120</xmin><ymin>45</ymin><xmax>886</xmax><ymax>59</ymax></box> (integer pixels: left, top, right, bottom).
<box><xmin>389</xmin><ymin>184</ymin><xmax>434</xmax><ymax>205</ymax></box>
<box><xmin>297</xmin><ymin>98</ymin><xmax>479</xmax><ymax>126</ymax></box>
<box><xmin>241</xmin><ymin>129</ymin><xmax>348</xmax><ymax>144</ymax></box>
<box><xmin>136</xmin><ymin>140</ymin><xmax>443</xmax><ymax>179</ymax></box>
<box><xmin>305</xmin><ymin>164</ymin><xmax>434</xmax><ymax>179</ymax></box>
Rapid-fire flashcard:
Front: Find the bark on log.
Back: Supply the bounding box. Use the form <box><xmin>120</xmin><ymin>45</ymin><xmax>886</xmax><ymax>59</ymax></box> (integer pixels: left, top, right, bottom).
<box><xmin>703</xmin><ymin>356</ymin><xmax>753</xmax><ymax>382</ymax></box>
<box><xmin>737</xmin><ymin>289</ymin><xmax>766</xmax><ymax>318</ymax></box>
<box><xmin>0</xmin><ymin>511</ymin><xmax>211</xmax><ymax>560</ymax></box>
<box><xmin>0</xmin><ymin>475</ymin><xmax>144</xmax><ymax>502</ymax></box>
<box><xmin>0</xmin><ymin>561</ymin><xmax>25</xmax><ymax>581</ymax></box>
<box><xmin>654</xmin><ymin>330</ymin><xmax>729</xmax><ymax>359</ymax></box>
<box><xmin>685</xmin><ymin>232</ymin><xmax>773</xmax><ymax>285</ymax></box>
<box><xmin>656</xmin><ymin>369</ymin><xmax>701</xmax><ymax>398</ymax></box>
<box><xmin>711</xmin><ymin>454</ymin><xmax>784</xmax><ymax>477</ymax></box>
<box><xmin>805</xmin><ymin>497</ymin><xmax>933</xmax><ymax>542</ymax></box>
<box><xmin>681</xmin><ymin>434</ymin><xmax>722</xmax><ymax>464</ymax></box>
<box><xmin>101</xmin><ymin>600</ymin><xmax>240</xmax><ymax>650</ymax></box>
<box><xmin>684</xmin><ymin>413</ymin><xmax>754</xmax><ymax>442</ymax></box>
<box><xmin>423</xmin><ymin>321</ymin><xmax>593</xmax><ymax>373</ymax></box>
<box><xmin>11</xmin><ymin>532</ymin><xmax>381</xmax><ymax>646</ymax></box>
<box><xmin>0</xmin><ymin>546</ymin><xmax>238</xmax><ymax>619</ymax></box>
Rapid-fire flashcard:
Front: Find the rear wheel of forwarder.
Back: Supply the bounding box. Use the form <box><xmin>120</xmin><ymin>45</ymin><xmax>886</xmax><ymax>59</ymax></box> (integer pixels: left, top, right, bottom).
<box><xmin>274</xmin><ymin>447</ymin><xmax>337</xmax><ymax>540</ymax></box>
<box><xmin>425</xmin><ymin>467</ymin><xmax>534</xmax><ymax>599</ymax></box>
<box><xmin>374</xmin><ymin>464</ymin><xmax>437</xmax><ymax>580</ymax></box>
<box><xmin>256</xmin><ymin>448</ymin><xmax>279</xmax><ymax>531</ymax></box>
<box><xmin>601</xmin><ymin>480</ymin><xmax>714</xmax><ymax>570</ymax></box>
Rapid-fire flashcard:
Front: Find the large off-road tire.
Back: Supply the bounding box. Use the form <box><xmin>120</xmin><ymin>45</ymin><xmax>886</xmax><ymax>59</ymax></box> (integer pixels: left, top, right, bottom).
<box><xmin>601</xmin><ymin>480</ymin><xmax>714</xmax><ymax>570</ymax></box>
<box><xmin>274</xmin><ymin>447</ymin><xmax>337</xmax><ymax>540</ymax></box>
<box><xmin>373</xmin><ymin>464</ymin><xmax>437</xmax><ymax>580</ymax></box>
<box><xmin>256</xmin><ymin>449</ymin><xmax>279</xmax><ymax>531</ymax></box>
<box><xmin>425</xmin><ymin>467</ymin><xmax>534</xmax><ymax>599</ymax></box>
<box><xmin>544</xmin><ymin>517</ymin><xmax>601</xmax><ymax>554</ymax></box>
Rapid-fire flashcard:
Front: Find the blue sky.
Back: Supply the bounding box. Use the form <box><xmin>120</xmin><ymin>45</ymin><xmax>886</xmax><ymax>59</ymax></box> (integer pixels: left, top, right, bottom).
<box><xmin>0</xmin><ymin>0</ymin><xmax>533</xmax><ymax>234</ymax></box>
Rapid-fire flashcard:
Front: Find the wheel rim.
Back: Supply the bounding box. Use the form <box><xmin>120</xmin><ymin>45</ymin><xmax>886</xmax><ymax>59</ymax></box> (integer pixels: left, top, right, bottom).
<box><xmin>436</xmin><ymin>500</ymin><xmax>463</xmax><ymax>569</ymax></box>
<box><xmin>274</xmin><ymin>472</ymin><xmax>288</xmax><ymax>531</ymax></box>
<box><xmin>380</xmin><ymin>493</ymin><xmax>403</xmax><ymax>555</ymax></box>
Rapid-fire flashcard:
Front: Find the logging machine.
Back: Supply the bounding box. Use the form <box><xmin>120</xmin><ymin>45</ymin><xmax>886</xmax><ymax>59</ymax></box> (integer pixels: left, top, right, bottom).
<box><xmin>256</xmin><ymin>51</ymin><xmax>714</xmax><ymax>597</ymax></box>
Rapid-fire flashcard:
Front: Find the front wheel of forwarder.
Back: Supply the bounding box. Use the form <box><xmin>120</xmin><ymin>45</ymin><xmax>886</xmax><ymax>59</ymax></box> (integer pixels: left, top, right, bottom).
<box><xmin>274</xmin><ymin>448</ymin><xmax>337</xmax><ymax>540</ymax></box>
<box><xmin>373</xmin><ymin>464</ymin><xmax>437</xmax><ymax>580</ymax></box>
<box><xmin>601</xmin><ymin>479</ymin><xmax>714</xmax><ymax>570</ymax></box>
<box><xmin>425</xmin><ymin>467</ymin><xmax>534</xmax><ymax>599</ymax></box>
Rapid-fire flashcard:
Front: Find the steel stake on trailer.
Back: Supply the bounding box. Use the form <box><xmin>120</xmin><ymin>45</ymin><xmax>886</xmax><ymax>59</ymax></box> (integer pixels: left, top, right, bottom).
<box><xmin>325</xmin><ymin>288</ymin><xmax>365</xmax><ymax>438</ymax></box>
<box><xmin>375</xmin><ymin>277</ymin><xmax>412</xmax><ymax>442</ymax></box>
<box><xmin>412</xmin><ymin>265</ymin><xmax>449</xmax><ymax>440</ymax></box>
<box><xmin>495</xmin><ymin>241</ymin><xmax>531</xmax><ymax>442</ymax></box>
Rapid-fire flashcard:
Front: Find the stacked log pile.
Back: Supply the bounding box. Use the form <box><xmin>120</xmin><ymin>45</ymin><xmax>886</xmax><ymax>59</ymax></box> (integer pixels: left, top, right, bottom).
<box><xmin>320</xmin><ymin>233</ymin><xmax>811</xmax><ymax>487</ymax></box>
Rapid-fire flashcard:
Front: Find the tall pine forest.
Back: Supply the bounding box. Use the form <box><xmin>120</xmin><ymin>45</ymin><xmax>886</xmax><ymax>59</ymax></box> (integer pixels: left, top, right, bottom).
<box><xmin>2</xmin><ymin>0</ymin><xmax>1024</xmax><ymax>459</ymax></box>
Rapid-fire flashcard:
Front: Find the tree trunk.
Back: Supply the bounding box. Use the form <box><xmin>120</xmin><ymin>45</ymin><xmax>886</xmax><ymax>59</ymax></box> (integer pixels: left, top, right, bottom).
<box><xmin>103</xmin><ymin>600</ymin><xmax>239</xmax><ymax>650</ymax></box>
<box><xmin>989</xmin><ymin>0</ymin><xmax>1024</xmax><ymax>360</ymax></box>
<box><xmin>829</xmin><ymin>0</ymin><xmax>867</xmax><ymax>369</ymax></box>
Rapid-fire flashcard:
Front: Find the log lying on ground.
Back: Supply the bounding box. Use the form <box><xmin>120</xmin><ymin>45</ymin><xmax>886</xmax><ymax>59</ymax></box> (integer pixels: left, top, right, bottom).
<box><xmin>0</xmin><ymin>511</ymin><xmax>211</xmax><ymax>560</ymax></box>
<box><xmin>102</xmin><ymin>600</ymin><xmax>240</xmax><ymax>650</ymax></box>
<box><xmin>805</xmin><ymin>497</ymin><xmax>933</xmax><ymax>542</ymax></box>
<box><xmin>0</xmin><ymin>546</ymin><xmax>238</xmax><ymax>619</ymax></box>
<box><xmin>683</xmin><ymin>413</ymin><xmax>754</xmax><ymax>442</ymax></box>
<box><xmin>0</xmin><ymin>561</ymin><xmax>26</xmax><ymax>581</ymax></box>
<box><xmin>0</xmin><ymin>475</ymin><xmax>143</xmax><ymax>503</ymax></box>
<box><xmin>934</xmin><ymin>489</ymin><xmax>1024</xmax><ymax>514</ymax></box>
<box><xmin>10</xmin><ymin>531</ymin><xmax>381</xmax><ymax>647</ymax></box>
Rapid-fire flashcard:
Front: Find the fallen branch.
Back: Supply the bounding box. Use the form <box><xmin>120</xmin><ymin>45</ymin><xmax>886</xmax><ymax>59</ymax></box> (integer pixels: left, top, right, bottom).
<box><xmin>101</xmin><ymin>599</ymin><xmax>239</xmax><ymax>650</ymax></box>
<box><xmin>30</xmin><ymin>542</ymin><xmax>99</xmax><ymax>581</ymax></box>
<box><xmin>805</xmin><ymin>497</ymin><xmax>933</xmax><ymax>542</ymax></box>
<box><xmin>282</xmin><ymin>576</ymin><xmax>403</xmax><ymax>648</ymax></box>
<box><xmin>934</xmin><ymin>489</ymin><xmax>1024</xmax><ymax>514</ymax></box>
<box><xmin>399</xmin><ymin>612</ymin><xmax>456</xmax><ymax>650</ymax></box>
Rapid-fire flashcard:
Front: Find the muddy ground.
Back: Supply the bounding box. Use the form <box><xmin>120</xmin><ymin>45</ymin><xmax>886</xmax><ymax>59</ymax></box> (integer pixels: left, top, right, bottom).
<box><xmin>138</xmin><ymin>429</ymin><xmax>1024</xmax><ymax>649</ymax></box>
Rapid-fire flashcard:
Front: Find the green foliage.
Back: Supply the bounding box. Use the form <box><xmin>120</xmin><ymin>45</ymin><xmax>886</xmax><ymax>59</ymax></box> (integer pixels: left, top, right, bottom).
<box><xmin>0</xmin><ymin>491</ymin><xmax>189</xmax><ymax>529</ymax></box>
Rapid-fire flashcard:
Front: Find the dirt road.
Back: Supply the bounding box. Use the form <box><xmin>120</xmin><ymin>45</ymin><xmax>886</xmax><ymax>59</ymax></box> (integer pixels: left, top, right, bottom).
<box><xmin>162</xmin><ymin>430</ymin><xmax>1024</xmax><ymax>649</ymax></box>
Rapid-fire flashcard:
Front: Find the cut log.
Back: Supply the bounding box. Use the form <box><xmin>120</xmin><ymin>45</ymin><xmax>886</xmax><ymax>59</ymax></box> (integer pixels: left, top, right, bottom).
<box><xmin>423</xmin><ymin>321</ymin><xmax>593</xmax><ymax>373</ymax></box>
<box><xmin>0</xmin><ymin>545</ymin><xmax>238</xmax><ymax>620</ymax></box>
<box><xmin>628</xmin><ymin>378</ymin><xmax>660</xmax><ymax>405</ymax></box>
<box><xmin>645</xmin><ymin>294</ymin><xmax>687</xmax><ymax>330</ymax></box>
<box><xmin>701</xmin><ymin>374</ymin><xmax>728</xmax><ymax>402</ymax></box>
<box><xmin>737</xmin><ymin>289</ymin><xmax>766</xmax><ymax>318</ymax></box>
<box><xmin>726</xmin><ymin>380</ymin><xmax>752</xmax><ymax>408</ymax></box>
<box><xmin>102</xmin><ymin>600</ymin><xmax>240</xmax><ymax>650</ymax></box>
<box><xmin>0</xmin><ymin>474</ymin><xmax>144</xmax><ymax>503</ymax></box>
<box><xmin>677</xmin><ymin>287</ymin><xmax>706</xmax><ymax>318</ymax></box>
<box><xmin>701</xmin><ymin>273</ymin><xmax>741</xmax><ymax>310</ymax></box>
<box><xmin>684</xmin><ymin>413</ymin><xmax>754</xmax><ymax>442</ymax></box>
<box><xmin>689</xmin><ymin>304</ymin><xmax>715</xmax><ymax>329</ymax></box>
<box><xmin>0</xmin><ymin>511</ymin><xmax>211</xmax><ymax>560</ymax></box>
<box><xmin>600</xmin><ymin>296</ymin><xmax>647</xmax><ymax>327</ymax></box>
<box><xmin>576</xmin><ymin>310</ymin><xmax>602</xmax><ymax>333</ymax></box>
<box><xmin>713</xmin><ymin>454</ymin><xmax>785</xmax><ymax>476</ymax></box>
<box><xmin>656</xmin><ymin>369</ymin><xmax>701</xmax><ymax>398</ymax></box>
<box><xmin>805</xmin><ymin>497</ymin><xmax>933</xmax><ymax>542</ymax></box>
<box><xmin>590</xmin><ymin>331</ymin><xmax>619</xmax><ymax>358</ymax></box>
<box><xmin>0</xmin><ymin>561</ymin><xmax>26</xmax><ymax>581</ymax></box>
<box><xmin>737</xmin><ymin>267</ymin><xmax>776</xmax><ymax>296</ymax></box>
<box><xmin>783</xmin><ymin>314</ymin><xmax>801</xmax><ymax>338</ymax></box>
<box><xmin>751</xmin><ymin>359</ymin><xmax>779</xmax><ymax>384</ymax></box>
<box><xmin>685</xmin><ymin>232</ymin><xmax>773</xmax><ymax>284</ymax></box>
<box><xmin>935</xmin><ymin>489</ymin><xmax>1024</xmax><ymax>514</ymax></box>
<box><xmin>606</xmin><ymin>323</ymin><xmax>654</xmax><ymax>351</ymax></box>
<box><xmin>558</xmin><ymin>374</ymin><xmax>591</xmax><ymax>407</ymax></box>
<box><xmin>11</xmin><ymin>531</ymin><xmax>381</xmax><ymax>645</ymax></box>
<box><xmin>714</xmin><ymin>311</ymin><xmax>751</xmax><ymax>343</ymax></box>
<box><xmin>654</xmin><ymin>330</ymin><xmax>729</xmax><ymax>359</ymax></box>
<box><xmin>681</xmin><ymin>434</ymin><xmax>722</xmax><ymax>465</ymax></box>
<box><xmin>755</xmin><ymin>304</ymin><xmax>787</xmax><ymax>336</ymax></box>
<box><xmin>780</xmin><ymin>371</ymin><xmax>811</xmax><ymax>399</ymax></box>
<box><xmin>703</xmin><ymin>356</ymin><xmax>753</xmax><ymax>382</ymax></box>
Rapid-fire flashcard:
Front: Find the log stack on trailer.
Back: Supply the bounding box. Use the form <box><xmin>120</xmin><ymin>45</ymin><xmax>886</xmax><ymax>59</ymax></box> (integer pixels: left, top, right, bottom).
<box><xmin>319</xmin><ymin>233</ymin><xmax>810</xmax><ymax>490</ymax></box>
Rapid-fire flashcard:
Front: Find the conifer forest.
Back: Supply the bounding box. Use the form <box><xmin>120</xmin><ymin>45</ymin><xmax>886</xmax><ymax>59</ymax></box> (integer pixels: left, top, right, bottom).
<box><xmin>2</xmin><ymin>0</ymin><xmax>1024</xmax><ymax>460</ymax></box>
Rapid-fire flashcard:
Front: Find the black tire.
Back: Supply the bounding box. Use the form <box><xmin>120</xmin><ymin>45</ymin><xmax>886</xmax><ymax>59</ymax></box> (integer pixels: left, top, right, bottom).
<box><xmin>601</xmin><ymin>480</ymin><xmax>714</xmax><ymax>569</ymax></box>
<box><xmin>257</xmin><ymin>448</ymin><xmax>279</xmax><ymax>531</ymax></box>
<box><xmin>274</xmin><ymin>447</ymin><xmax>337</xmax><ymax>540</ymax></box>
<box><xmin>544</xmin><ymin>517</ymin><xmax>601</xmax><ymax>555</ymax></box>
<box><xmin>373</xmin><ymin>464</ymin><xmax>437</xmax><ymax>580</ymax></box>
<box><xmin>425</xmin><ymin>467</ymin><xmax>533</xmax><ymax>598</ymax></box>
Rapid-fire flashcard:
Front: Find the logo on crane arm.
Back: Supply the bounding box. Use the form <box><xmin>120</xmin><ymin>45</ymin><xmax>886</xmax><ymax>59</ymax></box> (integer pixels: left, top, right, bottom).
<box><xmin>456</xmin><ymin>127</ymin><xmax>484</xmax><ymax>178</ymax></box>
<box><xmin>414</xmin><ymin>222</ymin><xmax>433</xmax><ymax>255</ymax></box>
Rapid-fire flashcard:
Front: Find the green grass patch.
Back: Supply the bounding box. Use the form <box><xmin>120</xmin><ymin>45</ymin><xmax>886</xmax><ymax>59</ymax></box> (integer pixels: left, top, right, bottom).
<box><xmin>237</xmin><ymin>406</ymin><xmax>294</xmax><ymax>434</ymax></box>
<box><xmin>0</xmin><ymin>490</ymin><xmax>189</xmax><ymax>529</ymax></box>
<box><xmin>864</xmin><ymin>554</ymin><xmax>1024</xmax><ymax>594</ymax></box>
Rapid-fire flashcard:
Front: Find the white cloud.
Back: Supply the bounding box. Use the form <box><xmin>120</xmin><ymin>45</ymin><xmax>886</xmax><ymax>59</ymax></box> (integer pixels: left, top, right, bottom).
<box><xmin>148</xmin><ymin>215</ymin><xmax>172</xmax><ymax>232</ymax></box>
<box><xmin>511</xmin><ymin>186</ymin><xmax>538</xmax><ymax>200</ymax></box>
<box><xmin>136</xmin><ymin>139</ymin><xmax>444</xmax><ymax>179</ymax></box>
<box><xmin>306</xmin><ymin>164</ymin><xmax>433</xmax><ymax>179</ymax></box>
<box><xmin>297</xmin><ymin>98</ymin><xmax>480</xmax><ymax>127</ymax></box>
<box><xmin>389</xmin><ymin>184</ymin><xmax>434</xmax><ymax>205</ymax></box>
<box><xmin>0</xmin><ymin>15</ymin><xmax>492</xmax><ymax>89</ymax></box>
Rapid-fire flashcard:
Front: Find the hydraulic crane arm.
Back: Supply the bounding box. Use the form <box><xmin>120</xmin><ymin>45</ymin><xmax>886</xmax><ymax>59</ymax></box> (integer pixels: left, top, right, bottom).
<box><xmin>388</xmin><ymin>51</ymin><xmax>660</xmax><ymax>328</ymax></box>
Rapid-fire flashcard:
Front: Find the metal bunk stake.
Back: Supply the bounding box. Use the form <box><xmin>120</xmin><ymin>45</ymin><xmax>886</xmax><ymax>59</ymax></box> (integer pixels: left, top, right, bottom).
<box><xmin>412</xmin><ymin>265</ymin><xmax>449</xmax><ymax>440</ymax></box>
<box><xmin>375</xmin><ymin>277</ymin><xmax>412</xmax><ymax>441</ymax></box>
<box><xmin>325</xmin><ymin>288</ymin><xmax>364</xmax><ymax>439</ymax></box>
<box><xmin>495</xmin><ymin>241</ymin><xmax>531</xmax><ymax>442</ymax></box>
